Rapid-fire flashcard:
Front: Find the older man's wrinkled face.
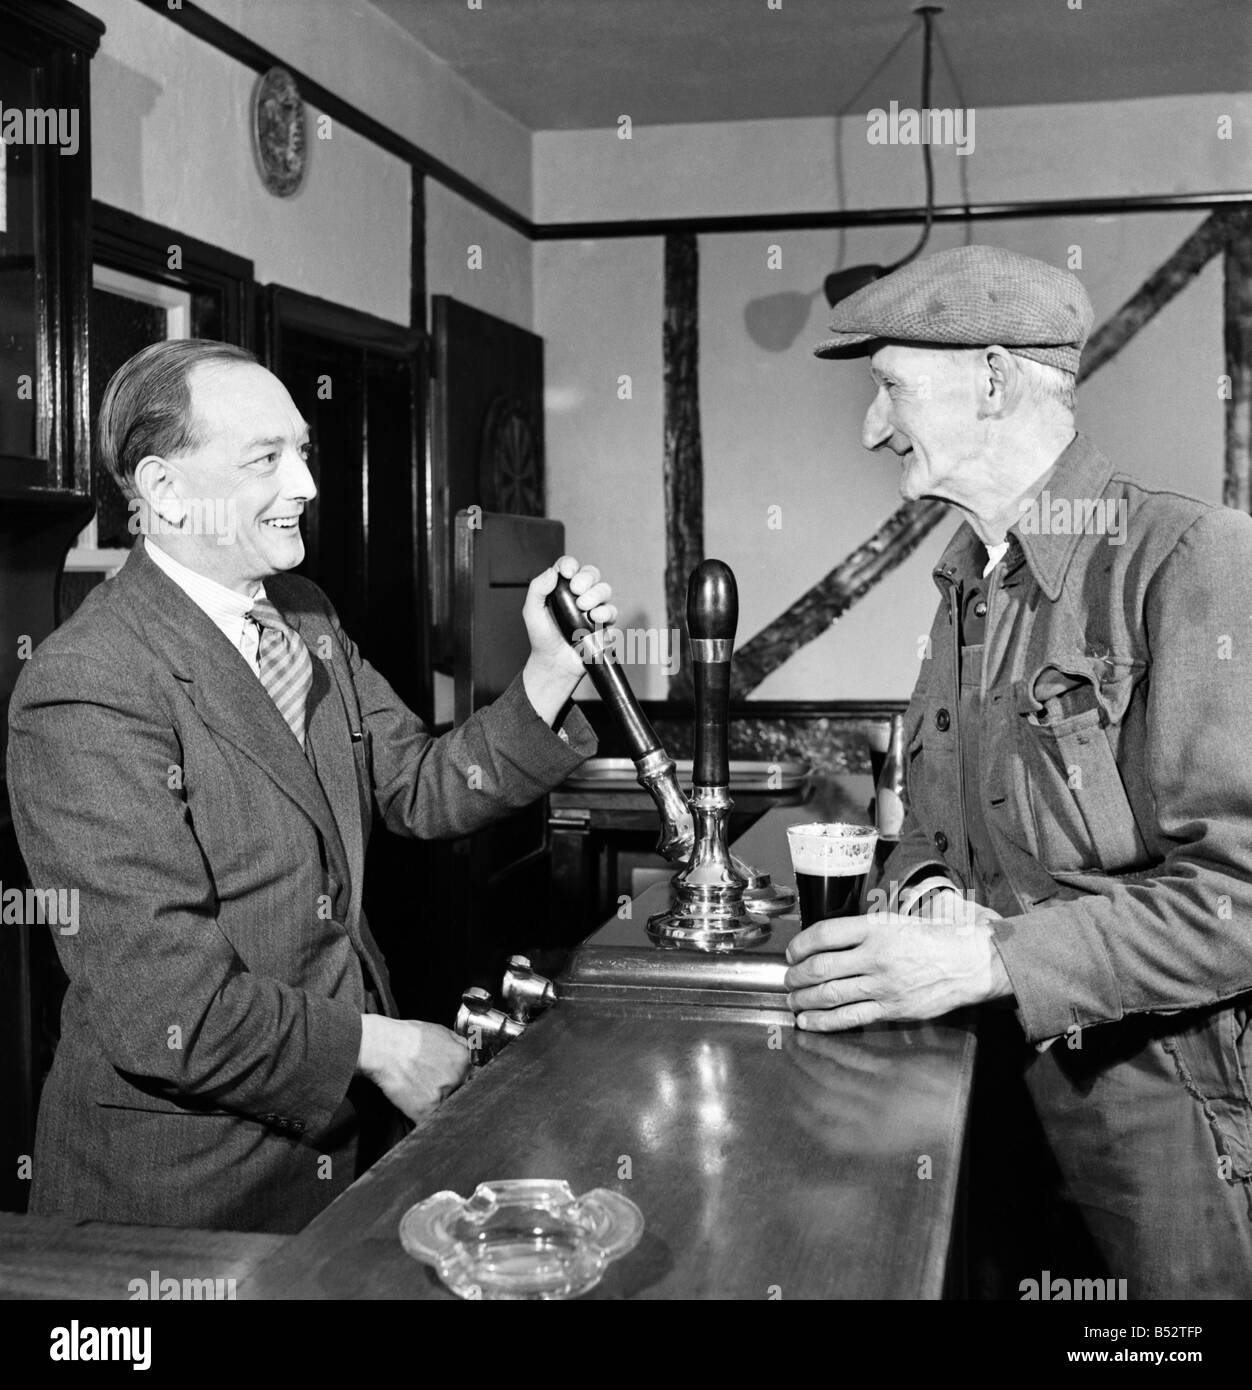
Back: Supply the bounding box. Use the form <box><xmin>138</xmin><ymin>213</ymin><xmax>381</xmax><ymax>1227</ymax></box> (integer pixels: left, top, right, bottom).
<box><xmin>861</xmin><ymin>344</ymin><xmax>982</xmax><ymax>503</ymax></box>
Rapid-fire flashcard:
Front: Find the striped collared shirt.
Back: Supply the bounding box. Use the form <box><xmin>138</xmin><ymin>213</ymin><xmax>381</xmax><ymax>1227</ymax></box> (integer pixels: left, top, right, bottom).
<box><xmin>144</xmin><ymin>537</ymin><xmax>266</xmax><ymax>675</ymax></box>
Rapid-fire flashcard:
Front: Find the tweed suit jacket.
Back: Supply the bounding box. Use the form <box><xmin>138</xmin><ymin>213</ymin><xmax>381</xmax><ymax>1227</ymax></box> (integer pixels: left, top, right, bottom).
<box><xmin>7</xmin><ymin>540</ymin><xmax>595</xmax><ymax>1232</ymax></box>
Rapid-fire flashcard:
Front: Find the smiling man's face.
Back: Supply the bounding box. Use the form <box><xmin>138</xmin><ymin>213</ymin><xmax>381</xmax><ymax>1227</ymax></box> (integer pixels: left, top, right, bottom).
<box><xmin>157</xmin><ymin>361</ymin><xmax>316</xmax><ymax>594</ymax></box>
<box><xmin>861</xmin><ymin>343</ymin><xmax>984</xmax><ymax>504</ymax></box>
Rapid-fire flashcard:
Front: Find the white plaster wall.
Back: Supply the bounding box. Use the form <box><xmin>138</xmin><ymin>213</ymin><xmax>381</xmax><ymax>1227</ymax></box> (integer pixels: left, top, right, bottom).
<box><xmin>425</xmin><ymin>181</ymin><xmax>533</xmax><ymax>330</ymax></box>
<box><xmin>535</xmin><ymin>238</ymin><xmax>667</xmax><ymax>697</ymax></box>
<box><xmin>84</xmin><ymin>0</ymin><xmax>411</xmax><ymax>325</ymax></box>
<box><xmin>534</xmin><ymin>95</ymin><xmax>1252</xmax><ymax>223</ymax></box>
<box><xmin>198</xmin><ymin>0</ymin><xmax>531</xmax><ymax>216</ymax></box>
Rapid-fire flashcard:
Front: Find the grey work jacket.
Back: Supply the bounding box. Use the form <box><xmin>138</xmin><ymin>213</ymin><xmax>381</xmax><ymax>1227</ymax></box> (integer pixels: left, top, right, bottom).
<box><xmin>884</xmin><ymin>432</ymin><xmax>1252</xmax><ymax>1142</ymax></box>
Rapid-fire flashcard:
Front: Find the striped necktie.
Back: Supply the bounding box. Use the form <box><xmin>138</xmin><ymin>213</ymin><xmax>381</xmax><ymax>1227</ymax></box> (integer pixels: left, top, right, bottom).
<box><xmin>248</xmin><ymin>596</ymin><xmax>313</xmax><ymax>748</ymax></box>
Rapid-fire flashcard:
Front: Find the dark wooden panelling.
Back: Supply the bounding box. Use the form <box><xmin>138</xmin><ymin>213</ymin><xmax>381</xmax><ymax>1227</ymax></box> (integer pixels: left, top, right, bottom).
<box><xmin>0</xmin><ymin>488</ymin><xmax>94</xmax><ymax>1214</ymax></box>
<box><xmin>429</xmin><ymin>296</ymin><xmax>545</xmax><ymax>665</ymax></box>
<box><xmin>662</xmin><ymin>233</ymin><xmax>704</xmax><ymax>703</ymax></box>
<box><xmin>92</xmin><ymin>202</ymin><xmax>257</xmax><ymax>349</ymax></box>
<box><xmin>578</xmin><ymin>698</ymin><xmax>907</xmax><ymax>776</ymax></box>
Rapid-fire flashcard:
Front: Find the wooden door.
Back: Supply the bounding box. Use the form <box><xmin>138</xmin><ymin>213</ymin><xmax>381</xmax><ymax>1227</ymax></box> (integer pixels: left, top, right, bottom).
<box><xmin>262</xmin><ymin>288</ymin><xmax>447</xmax><ymax>1024</ymax></box>
<box><xmin>429</xmin><ymin>296</ymin><xmax>545</xmax><ymax>667</ymax></box>
<box><xmin>451</xmin><ymin>510</ymin><xmax>566</xmax><ymax>1001</ymax></box>
<box><xmin>262</xmin><ymin>287</ymin><xmax>426</xmax><ymax>712</ymax></box>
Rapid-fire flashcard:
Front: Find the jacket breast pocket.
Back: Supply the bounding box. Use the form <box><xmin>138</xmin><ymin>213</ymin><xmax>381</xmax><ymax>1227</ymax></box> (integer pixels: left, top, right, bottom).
<box><xmin>1008</xmin><ymin>662</ymin><xmax>1148</xmax><ymax>875</ymax></box>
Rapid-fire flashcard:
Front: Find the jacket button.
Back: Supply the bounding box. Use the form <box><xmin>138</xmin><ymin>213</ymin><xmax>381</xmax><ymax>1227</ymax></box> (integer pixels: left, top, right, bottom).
<box><xmin>934</xmin><ymin>708</ymin><xmax>951</xmax><ymax>732</ymax></box>
<box><xmin>934</xmin><ymin>831</ymin><xmax>949</xmax><ymax>854</ymax></box>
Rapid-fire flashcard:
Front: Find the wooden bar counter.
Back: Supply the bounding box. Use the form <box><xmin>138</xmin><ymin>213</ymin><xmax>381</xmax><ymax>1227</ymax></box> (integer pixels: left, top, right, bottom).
<box><xmin>244</xmin><ymin>774</ymin><xmax>977</xmax><ymax>1300</ymax></box>
<box><xmin>0</xmin><ymin>1213</ymin><xmax>283</xmax><ymax>1300</ymax></box>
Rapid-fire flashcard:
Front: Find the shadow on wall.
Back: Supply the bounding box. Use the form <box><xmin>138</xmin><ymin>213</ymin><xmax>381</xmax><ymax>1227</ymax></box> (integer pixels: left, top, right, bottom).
<box><xmin>92</xmin><ymin>52</ymin><xmax>163</xmax><ymax>212</ymax></box>
<box><xmin>743</xmin><ymin>289</ymin><xmax>824</xmax><ymax>353</ymax></box>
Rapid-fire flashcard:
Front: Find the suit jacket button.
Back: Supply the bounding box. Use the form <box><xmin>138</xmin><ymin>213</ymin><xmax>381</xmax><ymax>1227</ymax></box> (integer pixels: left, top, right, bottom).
<box><xmin>934</xmin><ymin>708</ymin><xmax>951</xmax><ymax>732</ymax></box>
<box><xmin>934</xmin><ymin>831</ymin><xmax>949</xmax><ymax>854</ymax></box>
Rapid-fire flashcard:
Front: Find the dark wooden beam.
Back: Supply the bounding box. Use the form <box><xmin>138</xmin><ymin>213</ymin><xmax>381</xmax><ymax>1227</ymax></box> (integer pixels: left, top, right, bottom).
<box><xmin>410</xmin><ymin>172</ymin><xmax>427</xmax><ymax>334</ymax></box>
<box><xmin>663</xmin><ymin>233</ymin><xmax>704</xmax><ymax>701</ymax></box>
<box><xmin>1224</xmin><ymin>223</ymin><xmax>1252</xmax><ymax>513</ymax></box>
<box><xmin>731</xmin><ymin>499</ymin><xmax>947</xmax><ymax>698</ymax></box>
<box><xmin>731</xmin><ymin>206</ymin><xmax>1252</xmax><ymax>696</ymax></box>
<box><xmin>532</xmin><ymin>192</ymin><xmax>1250</xmax><ymax>242</ymax></box>
<box><xmin>1080</xmin><ymin>205</ymin><xmax>1252</xmax><ymax>381</ymax></box>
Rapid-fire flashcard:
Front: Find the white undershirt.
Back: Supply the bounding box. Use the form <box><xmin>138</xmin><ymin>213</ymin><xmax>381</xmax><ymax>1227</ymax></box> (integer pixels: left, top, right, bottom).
<box><xmin>982</xmin><ymin>540</ymin><xmax>1009</xmax><ymax>577</ymax></box>
<box><xmin>144</xmin><ymin>538</ymin><xmax>265</xmax><ymax>675</ymax></box>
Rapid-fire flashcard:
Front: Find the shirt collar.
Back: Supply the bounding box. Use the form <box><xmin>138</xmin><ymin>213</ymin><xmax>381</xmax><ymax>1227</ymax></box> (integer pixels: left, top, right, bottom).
<box><xmin>143</xmin><ymin>537</ymin><xmax>266</xmax><ymax>627</ymax></box>
<box><xmin>981</xmin><ymin>541</ymin><xmax>1009</xmax><ymax>578</ymax></box>
<box><xmin>933</xmin><ymin>432</ymin><xmax>1117</xmax><ymax>602</ymax></box>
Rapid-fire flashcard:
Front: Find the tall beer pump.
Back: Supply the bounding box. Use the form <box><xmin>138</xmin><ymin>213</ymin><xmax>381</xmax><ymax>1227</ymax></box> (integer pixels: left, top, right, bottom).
<box><xmin>548</xmin><ymin>558</ymin><xmax>787</xmax><ymax>950</ymax></box>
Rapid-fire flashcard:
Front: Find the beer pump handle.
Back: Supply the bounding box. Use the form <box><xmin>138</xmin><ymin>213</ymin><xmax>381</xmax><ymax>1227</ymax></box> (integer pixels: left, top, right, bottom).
<box><xmin>547</xmin><ymin>576</ymin><xmax>662</xmax><ymax>758</ymax></box>
<box><xmin>687</xmin><ymin>560</ymin><xmax>736</xmax><ymax>789</ymax></box>
<box><xmin>547</xmin><ymin>575</ymin><xmax>694</xmax><ymax>863</ymax></box>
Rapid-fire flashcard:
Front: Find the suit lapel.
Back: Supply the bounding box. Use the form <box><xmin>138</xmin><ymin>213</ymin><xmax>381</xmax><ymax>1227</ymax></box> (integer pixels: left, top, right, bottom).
<box><xmin>294</xmin><ymin>621</ymin><xmax>367</xmax><ymax>923</ymax></box>
<box><xmin>273</xmin><ymin>582</ymin><xmax>389</xmax><ymax>1009</ymax></box>
<box><xmin>113</xmin><ymin>545</ymin><xmax>351</xmax><ymax>885</ymax></box>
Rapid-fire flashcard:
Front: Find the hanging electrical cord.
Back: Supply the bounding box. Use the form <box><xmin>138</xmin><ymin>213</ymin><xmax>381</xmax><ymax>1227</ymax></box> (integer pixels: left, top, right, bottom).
<box><xmin>824</xmin><ymin>4</ymin><xmax>943</xmax><ymax>307</ymax></box>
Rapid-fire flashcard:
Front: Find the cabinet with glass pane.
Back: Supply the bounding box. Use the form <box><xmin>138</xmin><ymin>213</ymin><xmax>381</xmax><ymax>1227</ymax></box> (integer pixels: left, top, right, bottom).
<box><xmin>0</xmin><ymin>0</ymin><xmax>102</xmax><ymax>1217</ymax></box>
<box><xmin>0</xmin><ymin>0</ymin><xmax>101</xmax><ymax>493</ymax></box>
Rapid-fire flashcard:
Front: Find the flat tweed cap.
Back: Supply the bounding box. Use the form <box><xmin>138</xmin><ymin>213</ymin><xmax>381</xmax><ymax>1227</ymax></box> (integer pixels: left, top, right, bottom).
<box><xmin>813</xmin><ymin>245</ymin><xmax>1093</xmax><ymax>374</ymax></box>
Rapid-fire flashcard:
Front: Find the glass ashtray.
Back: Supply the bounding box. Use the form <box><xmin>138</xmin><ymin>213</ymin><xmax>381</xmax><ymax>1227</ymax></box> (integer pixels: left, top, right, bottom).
<box><xmin>399</xmin><ymin>1178</ymin><xmax>644</xmax><ymax>1300</ymax></box>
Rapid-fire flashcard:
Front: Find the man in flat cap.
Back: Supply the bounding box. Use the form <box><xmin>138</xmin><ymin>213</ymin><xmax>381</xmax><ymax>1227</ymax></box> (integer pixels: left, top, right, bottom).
<box><xmin>788</xmin><ymin>244</ymin><xmax>1252</xmax><ymax>1297</ymax></box>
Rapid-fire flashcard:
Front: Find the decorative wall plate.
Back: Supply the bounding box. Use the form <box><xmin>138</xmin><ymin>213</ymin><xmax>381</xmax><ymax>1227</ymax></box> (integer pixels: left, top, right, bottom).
<box><xmin>251</xmin><ymin>67</ymin><xmax>307</xmax><ymax>197</ymax></box>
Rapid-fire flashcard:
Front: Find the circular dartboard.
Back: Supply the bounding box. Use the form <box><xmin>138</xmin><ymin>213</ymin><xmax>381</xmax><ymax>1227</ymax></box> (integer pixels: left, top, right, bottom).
<box><xmin>479</xmin><ymin>395</ymin><xmax>543</xmax><ymax>515</ymax></box>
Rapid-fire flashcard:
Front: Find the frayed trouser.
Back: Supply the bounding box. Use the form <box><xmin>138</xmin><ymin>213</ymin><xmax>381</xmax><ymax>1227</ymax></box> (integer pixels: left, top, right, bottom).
<box><xmin>1022</xmin><ymin>1003</ymin><xmax>1252</xmax><ymax>1300</ymax></box>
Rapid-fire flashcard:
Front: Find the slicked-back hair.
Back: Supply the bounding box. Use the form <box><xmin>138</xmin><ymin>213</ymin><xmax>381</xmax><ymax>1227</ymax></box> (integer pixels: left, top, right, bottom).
<box><xmin>97</xmin><ymin>338</ymin><xmax>258</xmax><ymax>499</ymax></box>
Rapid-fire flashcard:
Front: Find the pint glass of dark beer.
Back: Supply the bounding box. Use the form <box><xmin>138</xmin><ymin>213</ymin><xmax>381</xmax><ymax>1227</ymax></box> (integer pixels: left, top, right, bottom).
<box><xmin>786</xmin><ymin>822</ymin><xmax>878</xmax><ymax>927</ymax></box>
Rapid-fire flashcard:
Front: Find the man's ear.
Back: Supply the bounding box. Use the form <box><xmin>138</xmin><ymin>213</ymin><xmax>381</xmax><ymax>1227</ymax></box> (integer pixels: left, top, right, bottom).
<box><xmin>977</xmin><ymin>345</ymin><xmax>1020</xmax><ymax>419</ymax></box>
<box><xmin>132</xmin><ymin>454</ymin><xmax>185</xmax><ymax>530</ymax></box>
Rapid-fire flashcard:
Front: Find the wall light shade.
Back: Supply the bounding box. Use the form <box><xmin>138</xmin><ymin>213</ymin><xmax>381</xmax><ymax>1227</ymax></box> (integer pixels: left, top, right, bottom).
<box><xmin>823</xmin><ymin>264</ymin><xmax>886</xmax><ymax>308</ymax></box>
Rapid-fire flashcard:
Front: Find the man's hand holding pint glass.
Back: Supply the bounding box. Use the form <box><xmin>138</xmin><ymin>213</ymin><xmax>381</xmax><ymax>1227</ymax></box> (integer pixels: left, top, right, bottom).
<box><xmin>786</xmin><ymin>822</ymin><xmax>877</xmax><ymax>928</ymax></box>
<box><xmin>783</xmin><ymin>822</ymin><xmax>1014</xmax><ymax>1032</ymax></box>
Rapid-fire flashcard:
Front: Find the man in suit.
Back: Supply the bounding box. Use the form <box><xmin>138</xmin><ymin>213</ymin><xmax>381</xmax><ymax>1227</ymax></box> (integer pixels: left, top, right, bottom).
<box><xmin>7</xmin><ymin>338</ymin><xmax>614</xmax><ymax>1233</ymax></box>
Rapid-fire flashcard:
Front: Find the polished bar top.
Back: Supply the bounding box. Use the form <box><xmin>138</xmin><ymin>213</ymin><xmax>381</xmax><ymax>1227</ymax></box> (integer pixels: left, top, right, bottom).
<box><xmin>0</xmin><ymin>1212</ymin><xmax>283</xmax><ymax>1300</ymax></box>
<box><xmin>244</xmin><ymin>774</ymin><xmax>976</xmax><ymax>1300</ymax></box>
<box><xmin>245</xmin><ymin>1000</ymin><xmax>973</xmax><ymax>1299</ymax></box>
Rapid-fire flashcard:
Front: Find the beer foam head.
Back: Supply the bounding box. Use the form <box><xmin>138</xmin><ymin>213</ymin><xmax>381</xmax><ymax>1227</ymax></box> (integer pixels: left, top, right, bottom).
<box><xmin>786</xmin><ymin>822</ymin><xmax>877</xmax><ymax>875</ymax></box>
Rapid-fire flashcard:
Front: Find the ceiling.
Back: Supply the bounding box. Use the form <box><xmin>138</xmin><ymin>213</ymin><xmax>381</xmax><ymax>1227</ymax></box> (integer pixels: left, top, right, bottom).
<box><xmin>368</xmin><ymin>0</ymin><xmax>1252</xmax><ymax>131</ymax></box>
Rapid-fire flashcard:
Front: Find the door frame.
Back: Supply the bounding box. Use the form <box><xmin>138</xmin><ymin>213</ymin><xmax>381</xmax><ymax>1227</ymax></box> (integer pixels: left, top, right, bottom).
<box><xmin>261</xmin><ymin>286</ymin><xmax>430</xmax><ymax>717</ymax></box>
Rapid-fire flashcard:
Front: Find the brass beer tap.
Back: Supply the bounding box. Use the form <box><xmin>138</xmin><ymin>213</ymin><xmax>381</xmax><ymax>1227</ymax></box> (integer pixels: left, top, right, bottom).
<box><xmin>548</xmin><ymin>560</ymin><xmax>782</xmax><ymax>950</ymax></box>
